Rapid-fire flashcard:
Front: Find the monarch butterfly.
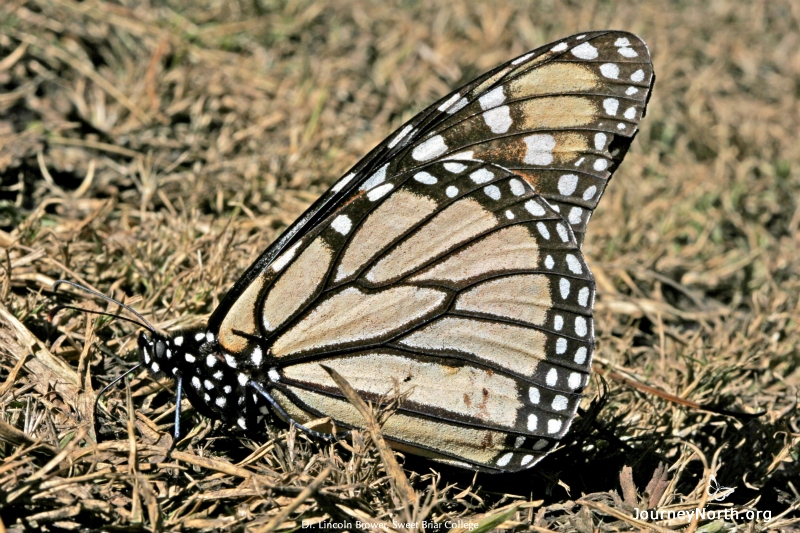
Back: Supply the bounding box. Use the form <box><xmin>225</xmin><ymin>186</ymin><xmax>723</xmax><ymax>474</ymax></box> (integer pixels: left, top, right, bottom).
<box><xmin>55</xmin><ymin>31</ymin><xmax>653</xmax><ymax>473</ymax></box>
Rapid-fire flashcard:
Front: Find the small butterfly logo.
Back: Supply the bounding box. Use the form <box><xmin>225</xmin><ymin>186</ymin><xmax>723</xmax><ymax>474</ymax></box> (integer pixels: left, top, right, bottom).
<box><xmin>706</xmin><ymin>475</ymin><xmax>735</xmax><ymax>501</ymax></box>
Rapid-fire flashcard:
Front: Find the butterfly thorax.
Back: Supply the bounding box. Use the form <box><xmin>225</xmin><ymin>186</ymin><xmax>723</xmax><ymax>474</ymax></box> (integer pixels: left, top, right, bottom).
<box><xmin>137</xmin><ymin>328</ymin><xmax>252</xmax><ymax>426</ymax></box>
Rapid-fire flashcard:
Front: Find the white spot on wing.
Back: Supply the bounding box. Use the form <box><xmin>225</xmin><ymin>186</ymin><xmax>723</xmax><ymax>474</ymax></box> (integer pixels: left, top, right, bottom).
<box><xmin>544</xmin><ymin>255</ymin><xmax>554</xmax><ymax>269</ymax></box>
<box><xmin>412</xmin><ymin>135</ymin><xmax>448</xmax><ymax>161</ymax></box>
<box><xmin>554</xmin><ymin>315</ymin><xmax>563</xmax><ymax>331</ymax></box>
<box><xmin>470</xmin><ymin>168</ymin><xmax>494</xmax><ymax>184</ymax></box>
<box><xmin>388</xmin><ymin>125</ymin><xmax>414</xmax><ymax>148</ymax></box>
<box><xmin>331</xmin><ymin>172</ymin><xmax>355</xmax><ymax>193</ymax></box>
<box><xmin>536</xmin><ymin>222</ymin><xmax>550</xmax><ymax>240</ymax></box>
<box><xmin>583</xmin><ymin>185</ymin><xmax>597</xmax><ymax>201</ymax></box>
<box><xmin>551</xmin><ymin>42</ymin><xmax>568</xmax><ymax>52</ymax></box>
<box><xmin>151</xmin><ymin>362</ymin><xmax>159</xmax><ymax>373</ymax></box>
<box><xmin>552</xmin><ymin>395</ymin><xmax>568</xmax><ymax>411</ymax></box>
<box><xmin>195</xmin><ymin>333</ymin><xmax>205</xmax><ymax>341</ymax></box>
<box><xmin>556</xmin><ymin>337</ymin><xmax>567</xmax><ymax>354</ymax></box>
<box><xmin>438</xmin><ymin>93</ymin><xmax>462</xmax><ymax>112</ymax></box>
<box><xmin>216</xmin><ymin>397</ymin><xmax>226</xmax><ymax>407</ymax></box>
<box><xmin>626</xmin><ymin>86</ymin><xmax>639</xmax><ymax>95</ymax></box>
<box><xmin>574</xmin><ymin>347</ymin><xmax>588</xmax><ymax>365</ymax></box>
<box><xmin>185</xmin><ymin>354</ymin><xmax>196</xmax><ymax>363</ymax></box>
<box><xmin>482</xmin><ymin>106</ymin><xmax>513</xmax><ymax>133</ymax></box>
<box><xmin>529</xmin><ymin>387</ymin><xmax>540</xmax><ymax>404</ymax></box>
<box><xmin>594</xmin><ymin>132</ymin><xmax>607</xmax><ymax>150</ymax></box>
<box><xmin>566</xmin><ymin>254</ymin><xmax>583</xmax><ymax>274</ymax></box>
<box><xmin>578</xmin><ymin>287</ymin><xmax>590</xmax><ymax>307</ymax></box>
<box><xmin>367</xmin><ymin>183</ymin><xmax>394</xmax><ymax>201</ymax></box>
<box><xmin>484</xmin><ymin>185</ymin><xmax>501</xmax><ymax>200</ymax></box>
<box><xmin>331</xmin><ymin>215</ymin><xmax>352</xmax><ymax>234</ymax></box>
<box><xmin>618</xmin><ymin>47</ymin><xmax>638</xmax><ymax>58</ymax></box>
<box><xmin>603</xmin><ymin>98</ymin><xmax>619</xmax><ymax>116</ymax></box>
<box><xmin>479</xmin><ymin>86</ymin><xmax>505</xmax><ymax>110</ymax></box>
<box><xmin>497</xmin><ymin>452</ymin><xmax>513</xmax><ymax>467</ymax></box>
<box><xmin>599</xmin><ymin>63</ymin><xmax>619</xmax><ymax>79</ymax></box>
<box><xmin>568</xmin><ymin>372</ymin><xmax>582</xmax><ymax>389</ymax></box>
<box><xmin>548</xmin><ymin>419</ymin><xmax>562</xmax><ymax>434</ymax></box>
<box><xmin>527</xmin><ymin>413</ymin><xmax>538</xmax><ymax>430</ymax></box>
<box><xmin>512</xmin><ymin>52</ymin><xmax>534</xmax><ymax>64</ymax></box>
<box><xmin>558</xmin><ymin>174</ymin><xmax>578</xmax><ymax>196</ymax></box>
<box><xmin>575</xmin><ymin>317</ymin><xmax>588</xmax><ymax>337</ymax></box>
<box><xmin>206</xmin><ymin>355</ymin><xmax>216</xmax><ymax>367</ymax></box>
<box><xmin>556</xmin><ymin>223</ymin><xmax>569</xmax><ymax>242</ymax></box>
<box><xmin>445</xmin><ymin>186</ymin><xmax>459</xmax><ymax>198</ymax></box>
<box><xmin>238</xmin><ymin>373</ymin><xmax>248</xmax><ymax>386</ymax></box>
<box><xmin>268</xmin><ymin>368</ymin><xmax>280</xmax><ymax>382</ymax></box>
<box><xmin>443</xmin><ymin>162</ymin><xmax>467</xmax><ymax>173</ymax></box>
<box><xmin>571</xmin><ymin>42</ymin><xmax>598</xmax><ymax>59</ymax></box>
<box><xmin>360</xmin><ymin>163</ymin><xmax>389</xmax><ymax>190</ymax></box>
<box><xmin>225</xmin><ymin>354</ymin><xmax>238</xmax><ymax>368</ymax></box>
<box><xmin>523</xmin><ymin>134</ymin><xmax>556</xmax><ymax>165</ymax></box>
<box><xmin>560</xmin><ymin>278</ymin><xmax>570</xmax><ymax>299</ymax></box>
<box><xmin>624</xmin><ymin>107</ymin><xmax>637</xmax><ymax>120</ymax></box>
<box><xmin>414</xmin><ymin>171</ymin><xmax>437</xmax><ymax>184</ymax></box>
<box><xmin>569</xmin><ymin>207</ymin><xmax>583</xmax><ymax>225</ymax></box>
<box><xmin>546</xmin><ymin>368</ymin><xmax>558</xmax><ymax>386</ymax></box>
<box><xmin>191</xmin><ymin>376</ymin><xmax>201</xmax><ymax>389</ymax></box>
<box><xmin>509</xmin><ymin>179</ymin><xmax>525</xmax><ymax>196</ymax></box>
<box><xmin>525</xmin><ymin>200</ymin><xmax>546</xmax><ymax>217</ymax></box>
<box><xmin>631</xmin><ymin>69</ymin><xmax>645</xmax><ymax>82</ymax></box>
<box><xmin>614</xmin><ymin>37</ymin><xmax>631</xmax><ymax>47</ymax></box>
<box><xmin>446</xmin><ymin>97</ymin><xmax>469</xmax><ymax>114</ymax></box>
<box><xmin>521</xmin><ymin>454</ymin><xmax>535</xmax><ymax>466</ymax></box>
<box><xmin>594</xmin><ymin>159</ymin><xmax>608</xmax><ymax>171</ymax></box>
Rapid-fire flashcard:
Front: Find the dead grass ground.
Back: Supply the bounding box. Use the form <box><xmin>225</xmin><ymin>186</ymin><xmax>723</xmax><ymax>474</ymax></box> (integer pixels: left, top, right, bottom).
<box><xmin>1</xmin><ymin>0</ymin><xmax>799</xmax><ymax>531</ymax></box>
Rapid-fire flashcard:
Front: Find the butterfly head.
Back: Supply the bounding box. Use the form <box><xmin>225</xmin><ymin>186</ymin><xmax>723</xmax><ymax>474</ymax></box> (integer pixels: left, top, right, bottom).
<box><xmin>137</xmin><ymin>328</ymin><xmax>211</xmax><ymax>377</ymax></box>
<box><xmin>138</xmin><ymin>330</ymin><xmax>171</xmax><ymax>375</ymax></box>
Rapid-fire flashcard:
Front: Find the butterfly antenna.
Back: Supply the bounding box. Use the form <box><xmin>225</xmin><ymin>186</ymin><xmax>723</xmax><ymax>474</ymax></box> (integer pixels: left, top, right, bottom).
<box><xmin>93</xmin><ymin>363</ymin><xmax>143</xmax><ymax>437</ymax></box>
<box><xmin>48</xmin><ymin>304</ymin><xmax>153</xmax><ymax>331</ymax></box>
<box><xmin>51</xmin><ymin>280</ymin><xmax>156</xmax><ymax>333</ymax></box>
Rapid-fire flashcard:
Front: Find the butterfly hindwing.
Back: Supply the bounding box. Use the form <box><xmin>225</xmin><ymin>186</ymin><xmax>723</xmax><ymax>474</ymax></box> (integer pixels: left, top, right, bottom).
<box><xmin>212</xmin><ymin>159</ymin><xmax>593</xmax><ymax>471</ymax></box>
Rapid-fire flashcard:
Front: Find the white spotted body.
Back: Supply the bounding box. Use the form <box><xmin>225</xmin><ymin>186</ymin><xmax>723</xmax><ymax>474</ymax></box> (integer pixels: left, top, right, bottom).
<box><xmin>137</xmin><ymin>329</ymin><xmax>266</xmax><ymax>427</ymax></box>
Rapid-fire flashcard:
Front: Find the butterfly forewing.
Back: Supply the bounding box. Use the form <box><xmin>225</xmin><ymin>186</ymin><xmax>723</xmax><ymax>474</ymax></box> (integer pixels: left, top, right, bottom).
<box><xmin>203</xmin><ymin>31</ymin><xmax>653</xmax><ymax>472</ymax></box>
<box><xmin>210</xmin><ymin>31</ymin><xmax>652</xmax><ymax>326</ymax></box>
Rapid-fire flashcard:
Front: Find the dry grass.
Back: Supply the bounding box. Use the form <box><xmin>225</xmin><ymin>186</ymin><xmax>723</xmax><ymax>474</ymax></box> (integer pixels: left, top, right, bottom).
<box><xmin>1</xmin><ymin>0</ymin><xmax>799</xmax><ymax>531</ymax></box>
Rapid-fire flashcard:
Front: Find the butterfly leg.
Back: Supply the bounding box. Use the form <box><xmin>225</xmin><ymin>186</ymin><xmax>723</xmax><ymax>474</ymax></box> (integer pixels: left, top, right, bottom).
<box><xmin>173</xmin><ymin>376</ymin><xmax>183</xmax><ymax>440</ymax></box>
<box><xmin>249</xmin><ymin>382</ymin><xmax>350</xmax><ymax>442</ymax></box>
